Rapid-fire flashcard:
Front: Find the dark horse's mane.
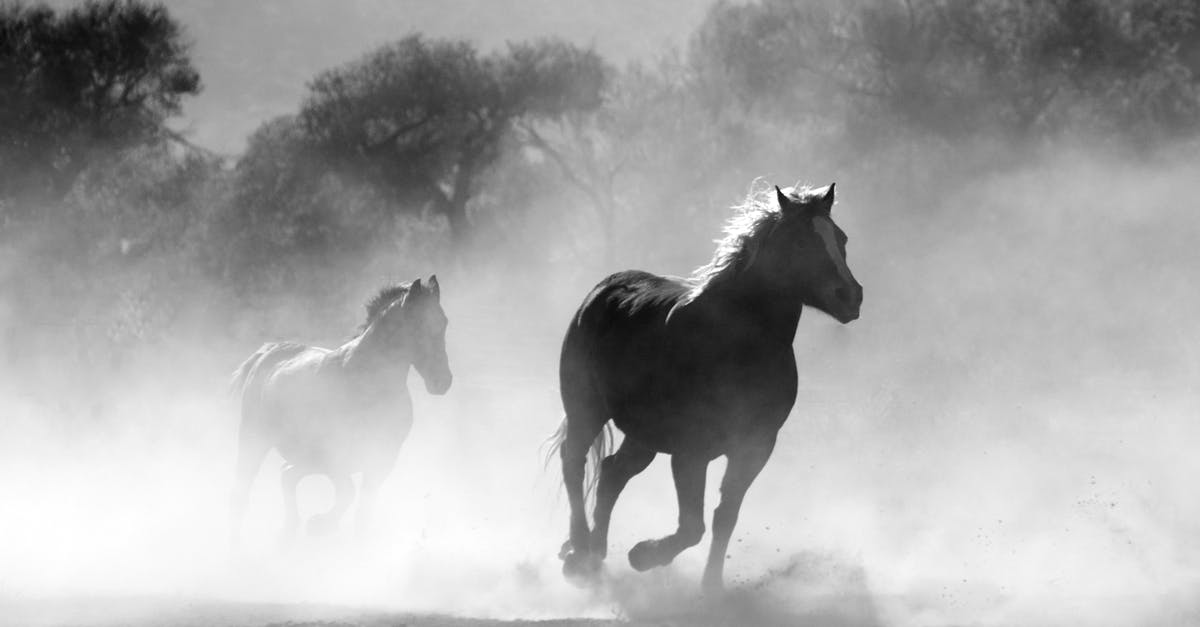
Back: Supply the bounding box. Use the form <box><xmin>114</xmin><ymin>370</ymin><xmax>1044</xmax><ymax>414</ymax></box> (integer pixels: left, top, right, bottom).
<box><xmin>679</xmin><ymin>181</ymin><xmax>826</xmax><ymax>306</ymax></box>
<box><xmin>358</xmin><ymin>282</ymin><xmax>412</xmax><ymax>333</ymax></box>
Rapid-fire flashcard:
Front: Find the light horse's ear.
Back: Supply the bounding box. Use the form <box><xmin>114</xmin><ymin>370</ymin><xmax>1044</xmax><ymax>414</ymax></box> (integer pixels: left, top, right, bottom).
<box><xmin>408</xmin><ymin>278</ymin><xmax>424</xmax><ymax>302</ymax></box>
<box><xmin>428</xmin><ymin>274</ymin><xmax>440</xmax><ymax>299</ymax></box>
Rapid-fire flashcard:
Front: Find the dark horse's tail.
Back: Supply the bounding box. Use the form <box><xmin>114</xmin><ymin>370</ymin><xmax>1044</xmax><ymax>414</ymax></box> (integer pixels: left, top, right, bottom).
<box><xmin>545</xmin><ymin>417</ymin><xmax>615</xmax><ymax>507</ymax></box>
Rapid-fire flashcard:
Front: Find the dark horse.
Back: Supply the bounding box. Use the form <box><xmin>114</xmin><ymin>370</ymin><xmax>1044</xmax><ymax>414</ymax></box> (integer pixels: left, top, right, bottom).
<box><xmin>229</xmin><ymin>277</ymin><xmax>451</xmax><ymax>546</ymax></box>
<box><xmin>552</xmin><ymin>182</ymin><xmax>861</xmax><ymax>591</ymax></box>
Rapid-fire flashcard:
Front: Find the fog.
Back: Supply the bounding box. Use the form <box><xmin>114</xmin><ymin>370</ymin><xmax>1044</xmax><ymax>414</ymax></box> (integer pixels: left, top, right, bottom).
<box><xmin>4</xmin><ymin>142</ymin><xmax>1200</xmax><ymax>627</ymax></box>
<box><xmin>5</xmin><ymin>2</ymin><xmax>1200</xmax><ymax>626</ymax></box>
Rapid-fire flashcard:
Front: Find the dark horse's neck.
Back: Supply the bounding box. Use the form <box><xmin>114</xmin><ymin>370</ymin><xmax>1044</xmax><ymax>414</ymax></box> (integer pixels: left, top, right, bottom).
<box><xmin>693</xmin><ymin>266</ymin><xmax>804</xmax><ymax>344</ymax></box>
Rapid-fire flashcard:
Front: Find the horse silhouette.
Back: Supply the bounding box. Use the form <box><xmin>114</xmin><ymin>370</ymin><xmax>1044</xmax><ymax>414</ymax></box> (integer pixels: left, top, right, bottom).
<box><xmin>229</xmin><ymin>276</ymin><xmax>451</xmax><ymax>546</ymax></box>
<box><xmin>552</xmin><ymin>182</ymin><xmax>861</xmax><ymax>591</ymax></box>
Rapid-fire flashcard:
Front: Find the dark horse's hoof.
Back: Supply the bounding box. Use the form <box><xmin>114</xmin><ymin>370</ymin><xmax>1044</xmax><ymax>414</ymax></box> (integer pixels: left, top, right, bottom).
<box><xmin>627</xmin><ymin>539</ymin><xmax>666</xmax><ymax>572</ymax></box>
<box><xmin>558</xmin><ymin>539</ymin><xmax>574</xmax><ymax>560</ymax></box>
<box><xmin>701</xmin><ymin>574</ymin><xmax>725</xmax><ymax>596</ymax></box>
<box><xmin>561</xmin><ymin>548</ymin><xmax>602</xmax><ymax>584</ymax></box>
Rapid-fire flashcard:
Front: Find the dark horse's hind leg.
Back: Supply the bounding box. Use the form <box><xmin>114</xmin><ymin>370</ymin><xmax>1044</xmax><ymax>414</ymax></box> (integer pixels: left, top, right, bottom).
<box><xmin>559</xmin><ymin>410</ymin><xmax>607</xmax><ymax>578</ymax></box>
<box><xmin>628</xmin><ymin>453</ymin><xmax>708</xmax><ymax>572</ymax></box>
<box><xmin>590</xmin><ymin>437</ymin><xmax>656</xmax><ymax>558</ymax></box>
<box><xmin>701</xmin><ymin>438</ymin><xmax>775</xmax><ymax>593</ymax></box>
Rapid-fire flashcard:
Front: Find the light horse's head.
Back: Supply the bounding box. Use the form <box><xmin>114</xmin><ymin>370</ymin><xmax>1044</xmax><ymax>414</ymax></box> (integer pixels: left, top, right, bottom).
<box><xmin>763</xmin><ymin>184</ymin><xmax>862</xmax><ymax>323</ymax></box>
<box><xmin>369</xmin><ymin>276</ymin><xmax>453</xmax><ymax>395</ymax></box>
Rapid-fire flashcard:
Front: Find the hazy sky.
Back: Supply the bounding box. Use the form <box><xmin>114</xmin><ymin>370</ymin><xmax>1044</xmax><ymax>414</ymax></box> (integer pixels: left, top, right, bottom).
<box><xmin>148</xmin><ymin>0</ymin><xmax>707</xmax><ymax>154</ymax></box>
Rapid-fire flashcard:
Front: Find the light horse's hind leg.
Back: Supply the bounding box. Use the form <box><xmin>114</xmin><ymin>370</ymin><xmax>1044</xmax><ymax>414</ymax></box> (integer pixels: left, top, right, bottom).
<box><xmin>589</xmin><ymin>436</ymin><xmax>656</xmax><ymax>558</ymax></box>
<box><xmin>229</xmin><ymin>426</ymin><xmax>269</xmax><ymax>552</ymax></box>
<box><xmin>307</xmin><ymin>474</ymin><xmax>356</xmax><ymax>536</ymax></box>
<box><xmin>280</xmin><ymin>463</ymin><xmax>304</xmax><ymax>543</ymax></box>
<box><xmin>628</xmin><ymin>453</ymin><xmax>708</xmax><ymax>572</ymax></box>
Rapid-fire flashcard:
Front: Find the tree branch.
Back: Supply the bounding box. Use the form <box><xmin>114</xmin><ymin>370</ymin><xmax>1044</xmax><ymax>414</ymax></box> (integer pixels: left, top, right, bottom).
<box><xmin>358</xmin><ymin>115</ymin><xmax>433</xmax><ymax>156</ymax></box>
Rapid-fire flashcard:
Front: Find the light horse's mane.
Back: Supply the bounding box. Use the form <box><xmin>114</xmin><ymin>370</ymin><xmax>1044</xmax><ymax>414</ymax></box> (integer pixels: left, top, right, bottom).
<box><xmin>358</xmin><ymin>282</ymin><xmax>412</xmax><ymax>333</ymax></box>
<box><xmin>683</xmin><ymin>181</ymin><xmax>824</xmax><ymax>302</ymax></box>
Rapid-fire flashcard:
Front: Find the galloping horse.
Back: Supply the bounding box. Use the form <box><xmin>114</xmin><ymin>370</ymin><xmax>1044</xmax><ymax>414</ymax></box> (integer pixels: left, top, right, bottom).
<box><xmin>229</xmin><ymin>277</ymin><xmax>451</xmax><ymax>545</ymax></box>
<box><xmin>552</xmin><ymin>182</ymin><xmax>861</xmax><ymax>591</ymax></box>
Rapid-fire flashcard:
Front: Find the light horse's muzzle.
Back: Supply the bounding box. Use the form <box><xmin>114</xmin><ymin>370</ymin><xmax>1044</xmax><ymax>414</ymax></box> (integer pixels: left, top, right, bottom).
<box><xmin>424</xmin><ymin>368</ymin><xmax>453</xmax><ymax>395</ymax></box>
<box><xmin>415</xmin><ymin>348</ymin><xmax>453</xmax><ymax>395</ymax></box>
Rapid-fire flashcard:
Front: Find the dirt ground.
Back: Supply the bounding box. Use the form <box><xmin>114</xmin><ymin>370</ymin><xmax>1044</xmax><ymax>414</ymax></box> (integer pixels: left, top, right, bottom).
<box><xmin>3</xmin><ymin>597</ymin><xmax>619</xmax><ymax>627</ymax></box>
<box><xmin>0</xmin><ymin>581</ymin><xmax>883</xmax><ymax>624</ymax></box>
<box><xmin>1</xmin><ymin>593</ymin><xmax>885</xmax><ymax>627</ymax></box>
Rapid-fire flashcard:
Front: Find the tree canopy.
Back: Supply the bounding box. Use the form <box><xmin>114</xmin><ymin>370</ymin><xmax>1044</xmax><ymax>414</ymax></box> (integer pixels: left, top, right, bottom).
<box><xmin>689</xmin><ymin>0</ymin><xmax>1200</xmax><ymax>144</ymax></box>
<box><xmin>0</xmin><ymin>0</ymin><xmax>201</xmax><ymax>213</ymax></box>
<box><xmin>297</xmin><ymin>35</ymin><xmax>608</xmax><ymax>244</ymax></box>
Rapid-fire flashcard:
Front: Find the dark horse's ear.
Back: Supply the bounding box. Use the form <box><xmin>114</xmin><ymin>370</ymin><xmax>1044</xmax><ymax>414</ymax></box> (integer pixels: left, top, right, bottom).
<box><xmin>814</xmin><ymin>183</ymin><xmax>835</xmax><ymax>215</ymax></box>
<box><xmin>428</xmin><ymin>274</ymin><xmax>440</xmax><ymax>299</ymax></box>
<box><xmin>410</xmin><ymin>277</ymin><xmax>423</xmax><ymax>295</ymax></box>
<box><xmin>775</xmin><ymin>185</ymin><xmax>793</xmax><ymax>211</ymax></box>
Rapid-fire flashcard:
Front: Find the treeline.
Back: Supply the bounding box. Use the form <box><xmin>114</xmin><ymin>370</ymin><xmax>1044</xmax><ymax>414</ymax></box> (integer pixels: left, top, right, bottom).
<box><xmin>3</xmin><ymin>0</ymin><xmax>1200</xmax><ymax>385</ymax></box>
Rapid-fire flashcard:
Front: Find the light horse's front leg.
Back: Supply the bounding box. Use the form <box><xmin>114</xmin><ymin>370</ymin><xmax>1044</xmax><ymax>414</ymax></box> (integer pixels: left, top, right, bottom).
<box><xmin>701</xmin><ymin>436</ymin><xmax>775</xmax><ymax>592</ymax></box>
<box><xmin>355</xmin><ymin>463</ymin><xmax>393</xmax><ymax>538</ymax></box>
<box><xmin>280</xmin><ymin>466</ymin><xmax>357</xmax><ymax>539</ymax></box>
<box><xmin>355</xmin><ymin>413</ymin><xmax>410</xmax><ymax>538</ymax></box>
<box><xmin>307</xmin><ymin>474</ymin><xmax>356</xmax><ymax>536</ymax></box>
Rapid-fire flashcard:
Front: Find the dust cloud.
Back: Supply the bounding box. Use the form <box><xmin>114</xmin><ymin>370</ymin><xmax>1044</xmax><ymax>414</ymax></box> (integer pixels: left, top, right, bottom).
<box><xmin>3</xmin><ymin>139</ymin><xmax>1200</xmax><ymax>627</ymax></box>
<box><xmin>4</xmin><ymin>1</ymin><xmax>1200</xmax><ymax>621</ymax></box>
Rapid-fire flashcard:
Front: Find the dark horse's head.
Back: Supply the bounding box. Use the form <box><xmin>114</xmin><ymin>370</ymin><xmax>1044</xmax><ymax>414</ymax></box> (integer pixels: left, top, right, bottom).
<box><xmin>764</xmin><ymin>184</ymin><xmax>861</xmax><ymax>322</ymax></box>
<box><xmin>768</xmin><ymin>184</ymin><xmax>861</xmax><ymax>322</ymax></box>
<box><xmin>723</xmin><ymin>183</ymin><xmax>859</xmax><ymax>323</ymax></box>
<box><xmin>684</xmin><ymin>182</ymin><xmax>861</xmax><ymax>323</ymax></box>
<box><xmin>368</xmin><ymin>276</ymin><xmax>453</xmax><ymax>394</ymax></box>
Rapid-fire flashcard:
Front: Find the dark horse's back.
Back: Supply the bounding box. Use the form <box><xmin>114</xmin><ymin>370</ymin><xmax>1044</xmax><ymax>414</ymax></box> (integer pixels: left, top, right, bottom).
<box><xmin>561</xmin><ymin>270</ymin><xmax>797</xmax><ymax>458</ymax></box>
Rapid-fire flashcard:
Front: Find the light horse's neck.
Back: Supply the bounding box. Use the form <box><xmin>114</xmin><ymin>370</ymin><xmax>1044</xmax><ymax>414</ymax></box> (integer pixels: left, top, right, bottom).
<box><xmin>692</xmin><ymin>259</ymin><xmax>805</xmax><ymax>344</ymax></box>
<box><xmin>336</xmin><ymin>320</ymin><xmax>413</xmax><ymax>378</ymax></box>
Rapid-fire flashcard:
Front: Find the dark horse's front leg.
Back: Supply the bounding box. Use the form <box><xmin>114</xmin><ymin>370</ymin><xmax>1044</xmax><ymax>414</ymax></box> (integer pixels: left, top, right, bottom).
<box><xmin>589</xmin><ymin>436</ymin><xmax>656</xmax><ymax>558</ymax></box>
<box><xmin>627</xmin><ymin>453</ymin><xmax>708</xmax><ymax>571</ymax></box>
<box><xmin>701</xmin><ymin>437</ymin><xmax>775</xmax><ymax>592</ymax></box>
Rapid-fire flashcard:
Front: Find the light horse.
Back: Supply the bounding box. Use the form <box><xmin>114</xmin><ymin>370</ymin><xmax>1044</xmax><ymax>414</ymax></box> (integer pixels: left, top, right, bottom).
<box><xmin>229</xmin><ymin>276</ymin><xmax>451</xmax><ymax>545</ymax></box>
<box><xmin>552</xmin><ymin>182</ymin><xmax>861</xmax><ymax>591</ymax></box>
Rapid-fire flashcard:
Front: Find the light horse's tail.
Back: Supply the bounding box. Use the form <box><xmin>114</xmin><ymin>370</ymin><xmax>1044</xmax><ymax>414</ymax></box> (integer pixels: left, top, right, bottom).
<box><xmin>544</xmin><ymin>417</ymin><xmax>615</xmax><ymax>507</ymax></box>
<box><xmin>230</xmin><ymin>352</ymin><xmax>260</xmax><ymax>395</ymax></box>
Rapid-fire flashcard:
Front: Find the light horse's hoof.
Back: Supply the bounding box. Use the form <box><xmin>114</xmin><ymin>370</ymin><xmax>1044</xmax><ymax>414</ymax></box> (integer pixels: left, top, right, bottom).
<box><xmin>306</xmin><ymin>513</ymin><xmax>340</xmax><ymax>536</ymax></box>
